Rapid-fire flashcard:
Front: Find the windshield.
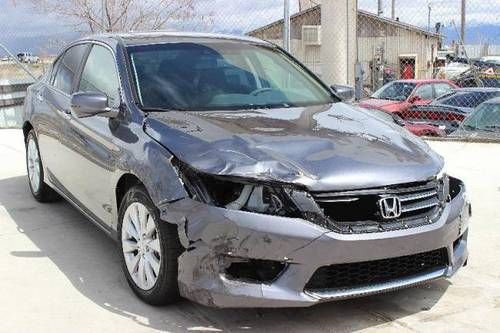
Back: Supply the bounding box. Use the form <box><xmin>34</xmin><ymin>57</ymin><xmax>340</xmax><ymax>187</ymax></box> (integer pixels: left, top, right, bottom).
<box><xmin>127</xmin><ymin>41</ymin><xmax>335</xmax><ymax>111</ymax></box>
<box><xmin>371</xmin><ymin>81</ymin><xmax>416</xmax><ymax>101</ymax></box>
<box><xmin>463</xmin><ymin>102</ymin><xmax>500</xmax><ymax>132</ymax></box>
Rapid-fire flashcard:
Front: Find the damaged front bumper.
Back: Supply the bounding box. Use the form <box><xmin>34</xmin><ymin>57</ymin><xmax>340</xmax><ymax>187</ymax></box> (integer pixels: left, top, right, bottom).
<box><xmin>159</xmin><ymin>180</ymin><xmax>470</xmax><ymax>308</ymax></box>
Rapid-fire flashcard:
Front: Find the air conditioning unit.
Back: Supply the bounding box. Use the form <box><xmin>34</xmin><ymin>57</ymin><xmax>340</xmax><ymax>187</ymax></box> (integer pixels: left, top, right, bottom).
<box><xmin>302</xmin><ymin>25</ymin><xmax>321</xmax><ymax>45</ymax></box>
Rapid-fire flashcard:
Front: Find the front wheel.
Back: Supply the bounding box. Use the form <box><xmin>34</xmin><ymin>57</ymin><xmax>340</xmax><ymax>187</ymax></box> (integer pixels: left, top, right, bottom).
<box><xmin>118</xmin><ymin>185</ymin><xmax>182</xmax><ymax>305</ymax></box>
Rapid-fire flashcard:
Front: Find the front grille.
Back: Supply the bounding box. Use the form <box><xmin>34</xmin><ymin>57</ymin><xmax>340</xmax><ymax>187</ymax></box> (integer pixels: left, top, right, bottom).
<box><xmin>312</xmin><ymin>180</ymin><xmax>445</xmax><ymax>233</ymax></box>
<box><xmin>305</xmin><ymin>248</ymin><xmax>448</xmax><ymax>291</ymax></box>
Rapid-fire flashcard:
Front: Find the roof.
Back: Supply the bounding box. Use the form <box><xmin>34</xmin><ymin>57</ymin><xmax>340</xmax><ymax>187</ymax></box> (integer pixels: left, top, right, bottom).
<box><xmin>93</xmin><ymin>31</ymin><xmax>270</xmax><ymax>46</ymax></box>
<box><xmin>392</xmin><ymin>79</ymin><xmax>455</xmax><ymax>84</ymax></box>
<box><xmin>247</xmin><ymin>5</ymin><xmax>441</xmax><ymax>38</ymax></box>
<box><xmin>457</xmin><ymin>87</ymin><xmax>500</xmax><ymax>92</ymax></box>
<box><xmin>483</xmin><ymin>96</ymin><xmax>500</xmax><ymax>103</ymax></box>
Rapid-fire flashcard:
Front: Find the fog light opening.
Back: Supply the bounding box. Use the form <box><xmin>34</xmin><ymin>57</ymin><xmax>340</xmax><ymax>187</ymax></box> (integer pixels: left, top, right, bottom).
<box><xmin>225</xmin><ymin>259</ymin><xmax>287</xmax><ymax>284</ymax></box>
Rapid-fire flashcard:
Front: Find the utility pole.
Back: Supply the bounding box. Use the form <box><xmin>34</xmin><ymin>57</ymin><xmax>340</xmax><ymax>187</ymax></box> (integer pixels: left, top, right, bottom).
<box><xmin>322</xmin><ymin>0</ymin><xmax>358</xmax><ymax>86</ymax></box>
<box><xmin>428</xmin><ymin>3</ymin><xmax>432</xmax><ymax>32</ymax></box>
<box><xmin>378</xmin><ymin>0</ymin><xmax>383</xmax><ymax>16</ymax></box>
<box><xmin>391</xmin><ymin>0</ymin><xmax>395</xmax><ymax>19</ymax></box>
<box><xmin>283</xmin><ymin>0</ymin><xmax>291</xmax><ymax>51</ymax></box>
<box><xmin>461</xmin><ymin>0</ymin><xmax>466</xmax><ymax>44</ymax></box>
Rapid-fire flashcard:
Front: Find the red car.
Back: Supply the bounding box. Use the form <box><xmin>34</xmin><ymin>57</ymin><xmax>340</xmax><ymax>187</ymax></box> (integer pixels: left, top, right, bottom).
<box><xmin>359</xmin><ymin>79</ymin><xmax>458</xmax><ymax>117</ymax></box>
<box><xmin>364</xmin><ymin>108</ymin><xmax>446</xmax><ymax>137</ymax></box>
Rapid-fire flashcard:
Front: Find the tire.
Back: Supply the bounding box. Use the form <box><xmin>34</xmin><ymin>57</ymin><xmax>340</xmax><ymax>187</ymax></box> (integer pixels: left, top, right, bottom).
<box><xmin>25</xmin><ymin>130</ymin><xmax>60</xmax><ymax>202</ymax></box>
<box><xmin>118</xmin><ymin>185</ymin><xmax>182</xmax><ymax>305</ymax></box>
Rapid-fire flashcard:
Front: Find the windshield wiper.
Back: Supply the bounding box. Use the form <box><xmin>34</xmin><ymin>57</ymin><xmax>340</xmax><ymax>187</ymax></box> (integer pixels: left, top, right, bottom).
<box><xmin>462</xmin><ymin>124</ymin><xmax>477</xmax><ymax>131</ymax></box>
<box><xmin>483</xmin><ymin>125</ymin><xmax>500</xmax><ymax>131</ymax></box>
<box><xmin>140</xmin><ymin>106</ymin><xmax>190</xmax><ymax>112</ymax></box>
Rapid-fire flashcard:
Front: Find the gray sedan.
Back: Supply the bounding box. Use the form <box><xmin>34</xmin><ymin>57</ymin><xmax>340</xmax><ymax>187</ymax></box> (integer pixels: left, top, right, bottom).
<box><xmin>22</xmin><ymin>32</ymin><xmax>470</xmax><ymax>308</ymax></box>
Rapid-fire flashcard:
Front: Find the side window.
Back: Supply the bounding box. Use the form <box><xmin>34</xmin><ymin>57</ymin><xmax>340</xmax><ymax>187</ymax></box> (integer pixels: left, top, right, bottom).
<box><xmin>78</xmin><ymin>45</ymin><xmax>120</xmax><ymax>106</ymax></box>
<box><xmin>52</xmin><ymin>44</ymin><xmax>88</xmax><ymax>94</ymax></box>
<box><xmin>434</xmin><ymin>83</ymin><xmax>454</xmax><ymax>98</ymax></box>
<box><xmin>414</xmin><ymin>84</ymin><xmax>433</xmax><ymax>99</ymax></box>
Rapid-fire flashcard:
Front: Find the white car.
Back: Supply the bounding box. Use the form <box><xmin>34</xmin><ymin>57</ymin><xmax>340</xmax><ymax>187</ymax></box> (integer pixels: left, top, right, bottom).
<box><xmin>17</xmin><ymin>52</ymin><xmax>40</xmax><ymax>64</ymax></box>
<box><xmin>437</xmin><ymin>62</ymin><xmax>470</xmax><ymax>79</ymax></box>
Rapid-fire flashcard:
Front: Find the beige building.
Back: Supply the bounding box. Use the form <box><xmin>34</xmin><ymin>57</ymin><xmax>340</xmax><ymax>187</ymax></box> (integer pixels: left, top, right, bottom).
<box><xmin>248</xmin><ymin>4</ymin><xmax>442</xmax><ymax>91</ymax></box>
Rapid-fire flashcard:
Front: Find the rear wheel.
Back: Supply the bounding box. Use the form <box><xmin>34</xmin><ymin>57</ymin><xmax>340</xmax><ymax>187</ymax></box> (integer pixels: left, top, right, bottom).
<box><xmin>118</xmin><ymin>185</ymin><xmax>182</xmax><ymax>305</ymax></box>
<box><xmin>25</xmin><ymin>130</ymin><xmax>60</xmax><ymax>202</ymax></box>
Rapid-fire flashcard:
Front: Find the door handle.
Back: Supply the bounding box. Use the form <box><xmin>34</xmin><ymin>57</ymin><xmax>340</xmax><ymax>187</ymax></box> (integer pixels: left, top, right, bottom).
<box><xmin>36</xmin><ymin>93</ymin><xmax>44</xmax><ymax>102</ymax></box>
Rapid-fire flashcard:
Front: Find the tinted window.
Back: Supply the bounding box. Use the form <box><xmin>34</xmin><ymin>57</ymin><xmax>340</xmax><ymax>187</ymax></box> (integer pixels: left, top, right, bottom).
<box><xmin>79</xmin><ymin>45</ymin><xmax>120</xmax><ymax>106</ymax></box>
<box><xmin>371</xmin><ymin>82</ymin><xmax>416</xmax><ymax>101</ymax></box>
<box><xmin>52</xmin><ymin>44</ymin><xmax>88</xmax><ymax>94</ymax></box>
<box><xmin>414</xmin><ymin>84</ymin><xmax>433</xmax><ymax>99</ymax></box>
<box><xmin>437</xmin><ymin>91</ymin><xmax>500</xmax><ymax>108</ymax></box>
<box><xmin>434</xmin><ymin>83</ymin><xmax>454</xmax><ymax>98</ymax></box>
<box><xmin>128</xmin><ymin>42</ymin><xmax>334</xmax><ymax>111</ymax></box>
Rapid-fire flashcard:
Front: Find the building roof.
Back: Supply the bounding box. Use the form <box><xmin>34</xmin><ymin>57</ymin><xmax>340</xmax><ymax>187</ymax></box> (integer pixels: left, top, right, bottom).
<box><xmin>247</xmin><ymin>5</ymin><xmax>441</xmax><ymax>38</ymax></box>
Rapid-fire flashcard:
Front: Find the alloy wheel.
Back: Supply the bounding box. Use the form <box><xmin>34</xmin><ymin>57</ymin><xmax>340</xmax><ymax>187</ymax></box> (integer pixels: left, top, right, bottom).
<box><xmin>121</xmin><ymin>202</ymin><xmax>162</xmax><ymax>290</ymax></box>
<box><xmin>27</xmin><ymin>136</ymin><xmax>41</xmax><ymax>193</ymax></box>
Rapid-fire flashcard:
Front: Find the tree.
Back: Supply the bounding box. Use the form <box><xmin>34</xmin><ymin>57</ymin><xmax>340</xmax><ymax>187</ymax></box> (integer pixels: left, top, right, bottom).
<box><xmin>26</xmin><ymin>0</ymin><xmax>211</xmax><ymax>33</ymax></box>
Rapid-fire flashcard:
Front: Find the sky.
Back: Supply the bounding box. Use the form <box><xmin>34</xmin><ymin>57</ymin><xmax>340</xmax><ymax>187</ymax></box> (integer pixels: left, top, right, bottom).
<box><xmin>0</xmin><ymin>0</ymin><xmax>498</xmax><ymax>55</ymax></box>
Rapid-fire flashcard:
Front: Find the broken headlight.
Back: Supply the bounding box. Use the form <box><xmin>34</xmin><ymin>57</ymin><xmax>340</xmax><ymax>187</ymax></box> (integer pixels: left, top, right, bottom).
<box><xmin>180</xmin><ymin>168</ymin><xmax>301</xmax><ymax>217</ymax></box>
<box><xmin>436</xmin><ymin>162</ymin><xmax>450</xmax><ymax>202</ymax></box>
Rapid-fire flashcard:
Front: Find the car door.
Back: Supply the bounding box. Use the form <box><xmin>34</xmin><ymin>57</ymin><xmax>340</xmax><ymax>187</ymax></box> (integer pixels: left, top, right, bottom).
<box><xmin>36</xmin><ymin>44</ymin><xmax>89</xmax><ymax>190</ymax></box>
<box><xmin>61</xmin><ymin>43</ymin><xmax>122</xmax><ymax>227</ymax></box>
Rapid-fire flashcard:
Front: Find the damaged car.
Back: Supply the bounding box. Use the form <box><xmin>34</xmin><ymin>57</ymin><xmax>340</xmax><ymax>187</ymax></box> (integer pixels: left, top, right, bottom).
<box><xmin>22</xmin><ymin>32</ymin><xmax>470</xmax><ymax>308</ymax></box>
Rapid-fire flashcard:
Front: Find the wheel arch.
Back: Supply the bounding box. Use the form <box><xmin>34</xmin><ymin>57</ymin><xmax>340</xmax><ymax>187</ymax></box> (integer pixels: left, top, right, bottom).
<box><xmin>22</xmin><ymin>121</ymin><xmax>33</xmax><ymax>142</ymax></box>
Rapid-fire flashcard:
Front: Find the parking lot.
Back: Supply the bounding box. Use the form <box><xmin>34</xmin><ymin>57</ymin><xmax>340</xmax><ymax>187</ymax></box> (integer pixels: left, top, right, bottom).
<box><xmin>0</xmin><ymin>128</ymin><xmax>499</xmax><ymax>332</ymax></box>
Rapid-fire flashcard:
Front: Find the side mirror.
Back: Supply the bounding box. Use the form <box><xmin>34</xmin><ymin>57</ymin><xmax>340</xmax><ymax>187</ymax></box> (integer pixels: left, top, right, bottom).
<box><xmin>70</xmin><ymin>92</ymin><xmax>117</xmax><ymax>118</ymax></box>
<box><xmin>408</xmin><ymin>95</ymin><xmax>421</xmax><ymax>104</ymax></box>
<box><xmin>331</xmin><ymin>84</ymin><xmax>355</xmax><ymax>102</ymax></box>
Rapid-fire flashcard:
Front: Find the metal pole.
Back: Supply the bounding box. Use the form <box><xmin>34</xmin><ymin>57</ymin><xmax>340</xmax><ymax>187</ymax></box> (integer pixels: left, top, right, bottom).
<box><xmin>283</xmin><ymin>0</ymin><xmax>291</xmax><ymax>51</ymax></box>
<box><xmin>461</xmin><ymin>0</ymin><xmax>466</xmax><ymax>44</ymax></box>
<box><xmin>102</xmin><ymin>0</ymin><xmax>106</xmax><ymax>32</ymax></box>
<box><xmin>391</xmin><ymin>0</ymin><xmax>395</xmax><ymax>19</ymax></box>
<box><xmin>378</xmin><ymin>0</ymin><xmax>383</xmax><ymax>16</ymax></box>
<box><xmin>428</xmin><ymin>3</ymin><xmax>432</xmax><ymax>32</ymax></box>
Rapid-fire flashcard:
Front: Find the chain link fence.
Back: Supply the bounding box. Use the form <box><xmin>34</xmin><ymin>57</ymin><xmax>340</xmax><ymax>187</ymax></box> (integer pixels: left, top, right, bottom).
<box><xmin>1</xmin><ymin>0</ymin><xmax>499</xmax><ymax>139</ymax></box>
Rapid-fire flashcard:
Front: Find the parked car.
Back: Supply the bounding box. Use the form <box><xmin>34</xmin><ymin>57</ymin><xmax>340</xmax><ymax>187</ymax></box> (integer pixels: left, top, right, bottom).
<box><xmin>451</xmin><ymin>97</ymin><xmax>500</xmax><ymax>139</ymax></box>
<box><xmin>405</xmin><ymin>88</ymin><xmax>500</xmax><ymax>132</ymax></box>
<box><xmin>359</xmin><ymin>79</ymin><xmax>458</xmax><ymax>117</ymax></box>
<box><xmin>364</xmin><ymin>107</ymin><xmax>446</xmax><ymax>137</ymax></box>
<box><xmin>436</xmin><ymin>62</ymin><xmax>470</xmax><ymax>80</ymax></box>
<box><xmin>22</xmin><ymin>32</ymin><xmax>470</xmax><ymax>308</ymax></box>
<box><xmin>17</xmin><ymin>52</ymin><xmax>40</xmax><ymax>63</ymax></box>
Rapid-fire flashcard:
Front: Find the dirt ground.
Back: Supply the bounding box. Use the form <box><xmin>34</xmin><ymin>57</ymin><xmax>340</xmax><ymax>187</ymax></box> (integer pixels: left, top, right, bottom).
<box><xmin>0</xmin><ymin>129</ymin><xmax>499</xmax><ymax>333</ymax></box>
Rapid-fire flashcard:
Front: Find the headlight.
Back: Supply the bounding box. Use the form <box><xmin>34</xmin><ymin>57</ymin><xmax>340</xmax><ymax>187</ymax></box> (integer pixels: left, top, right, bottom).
<box><xmin>178</xmin><ymin>165</ymin><xmax>301</xmax><ymax>217</ymax></box>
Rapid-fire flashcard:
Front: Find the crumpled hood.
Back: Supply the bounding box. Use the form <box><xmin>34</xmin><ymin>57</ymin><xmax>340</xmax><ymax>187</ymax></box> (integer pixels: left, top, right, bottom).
<box><xmin>144</xmin><ymin>103</ymin><xmax>443</xmax><ymax>191</ymax></box>
<box><xmin>359</xmin><ymin>98</ymin><xmax>402</xmax><ymax>110</ymax></box>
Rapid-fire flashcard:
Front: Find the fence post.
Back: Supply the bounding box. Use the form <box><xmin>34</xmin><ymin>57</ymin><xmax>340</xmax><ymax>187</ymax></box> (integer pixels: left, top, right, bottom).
<box><xmin>321</xmin><ymin>0</ymin><xmax>358</xmax><ymax>86</ymax></box>
<box><xmin>283</xmin><ymin>0</ymin><xmax>291</xmax><ymax>51</ymax></box>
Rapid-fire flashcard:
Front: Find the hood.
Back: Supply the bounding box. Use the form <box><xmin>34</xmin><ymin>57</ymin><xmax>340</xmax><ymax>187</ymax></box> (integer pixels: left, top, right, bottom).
<box><xmin>359</xmin><ymin>98</ymin><xmax>403</xmax><ymax>111</ymax></box>
<box><xmin>144</xmin><ymin>103</ymin><xmax>443</xmax><ymax>192</ymax></box>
